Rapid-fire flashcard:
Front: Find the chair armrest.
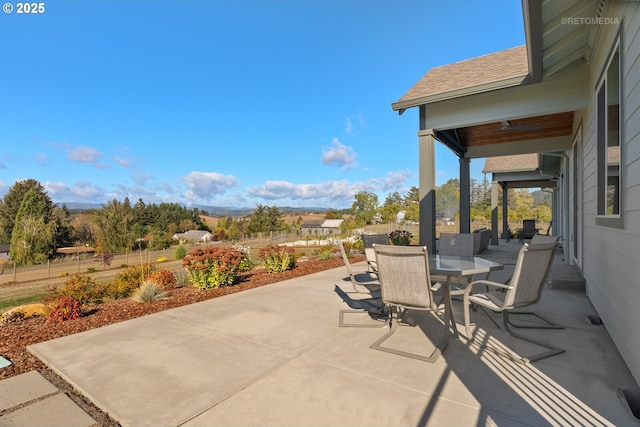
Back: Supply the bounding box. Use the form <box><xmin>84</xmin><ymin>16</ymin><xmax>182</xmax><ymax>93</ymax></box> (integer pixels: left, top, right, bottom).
<box><xmin>466</xmin><ymin>280</ymin><xmax>513</xmax><ymax>294</ymax></box>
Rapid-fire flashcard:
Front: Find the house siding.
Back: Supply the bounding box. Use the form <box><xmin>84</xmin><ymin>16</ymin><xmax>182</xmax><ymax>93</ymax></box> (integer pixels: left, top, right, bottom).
<box><xmin>580</xmin><ymin>1</ymin><xmax>640</xmax><ymax>383</ymax></box>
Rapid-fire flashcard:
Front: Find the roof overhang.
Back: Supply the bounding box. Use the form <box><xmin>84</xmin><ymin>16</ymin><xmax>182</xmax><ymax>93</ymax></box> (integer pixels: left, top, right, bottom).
<box><xmin>393</xmin><ymin>0</ymin><xmax>603</xmax><ymax>158</ymax></box>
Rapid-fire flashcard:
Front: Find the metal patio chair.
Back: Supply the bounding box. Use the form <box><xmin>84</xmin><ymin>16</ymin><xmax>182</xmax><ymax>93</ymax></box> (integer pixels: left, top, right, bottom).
<box><xmin>361</xmin><ymin>233</ymin><xmax>390</xmax><ymax>274</ymax></box>
<box><xmin>518</xmin><ymin>219</ymin><xmax>538</xmax><ymax>243</ymax></box>
<box><xmin>463</xmin><ymin>241</ymin><xmax>565</xmax><ymax>363</ymax></box>
<box><xmin>336</xmin><ymin>239</ymin><xmax>385</xmax><ymax>328</ymax></box>
<box><xmin>370</xmin><ymin>244</ymin><xmax>453</xmax><ymax>363</ymax></box>
<box><xmin>434</xmin><ymin>233</ymin><xmax>476</xmax><ymax>303</ymax></box>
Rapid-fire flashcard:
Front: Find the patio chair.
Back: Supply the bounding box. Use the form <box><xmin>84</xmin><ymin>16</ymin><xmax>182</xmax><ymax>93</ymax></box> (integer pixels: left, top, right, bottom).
<box><xmin>463</xmin><ymin>241</ymin><xmax>565</xmax><ymax>363</ymax></box>
<box><xmin>518</xmin><ymin>219</ymin><xmax>538</xmax><ymax>243</ymax></box>
<box><xmin>361</xmin><ymin>233</ymin><xmax>390</xmax><ymax>274</ymax></box>
<box><xmin>336</xmin><ymin>239</ymin><xmax>385</xmax><ymax>328</ymax></box>
<box><xmin>438</xmin><ymin>233</ymin><xmax>475</xmax><ymax>257</ymax></box>
<box><xmin>505</xmin><ymin>223</ymin><xmax>514</xmax><ymax>242</ymax></box>
<box><xmin>434</xmin><ymin>233</ymin><xmax>476</xmax><ymax>301</ymax></box>
<box><xmin>370</xmin><ymin>244</ymin><xmax>453</xmax><ymax>363</ymax></box>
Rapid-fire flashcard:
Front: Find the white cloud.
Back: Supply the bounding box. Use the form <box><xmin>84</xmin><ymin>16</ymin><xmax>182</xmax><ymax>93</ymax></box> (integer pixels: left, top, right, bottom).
<box><xmin>322</xmin><ymin>138</ymin><xmax>357</xmax><ymax>170</ymax></box>
<box><xmin>345</xmin><ymin>112</ymin><xmax>366</xmax><ymax>135</ymax></box>
<box><xmin>65</xmin><ymin>144</ymin><xmax>110</xmax><ymax>169</ymax></box>
<box><xmin>68</xmin><ymin>145</ymin><xmax>102</xmax><ymax>163</ymax></box>
<box><xmin>247</xmin><ymin>179</ymin><xmax>376</xmax><ymax>207</ymax></box>
<box><xmin>45</xmin><ymin>181</ymin><xmax>105</xmax><ymax>202</ymax></box>
<box><xmin>182</xmin><ymin>171</ymin><xmax>240</xmax><ymax>202</ymax></box>
<box><xmin>34</xmin><ymin>154</ymin><xmax>47</xmax><ymax>165</ymax></box>
<box><xmin>113</xmin><ymin>156</ymin><xmax>133</xmax><ymax>167</ymax></box>
<box><xmin>380</xmin><ymin>170</ymin><xmax>411</xmax><ymax>191</ymax></box>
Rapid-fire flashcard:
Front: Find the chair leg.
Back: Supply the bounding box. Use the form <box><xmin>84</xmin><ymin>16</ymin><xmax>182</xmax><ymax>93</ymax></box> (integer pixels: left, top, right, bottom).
<box><xmin>506</xmin><ymin>311</ymin><xmax>564</xmax><ymax>329</ymax></box>
<box><xmin>339</xmin><ymin>299</ymin><xmax>388</xmax><ymax>328</ymax></box>
<box><xmin>370</xmin><ymin>306</ymin><xmax>449</xmax><ymax>363</ymax></box>
<box><xmin>502</xmin><ymin>311</ymin><xmax>565</xmax><ymax>363</ymax></box>
<box><xmin>464</xmin><ymin>306</ymin><xmax>565</xmax><ymax>364</ymax></box>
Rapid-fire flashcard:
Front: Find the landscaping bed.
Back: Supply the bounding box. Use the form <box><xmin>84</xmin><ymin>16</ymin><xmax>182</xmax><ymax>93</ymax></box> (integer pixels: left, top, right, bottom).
<box><xmin>0</xmin><ymin>250</ymin><xmax>364</xmax><ymax>426</ymax></box>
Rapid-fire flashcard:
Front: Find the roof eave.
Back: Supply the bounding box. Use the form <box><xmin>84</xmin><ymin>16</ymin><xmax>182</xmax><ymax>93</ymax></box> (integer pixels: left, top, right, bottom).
<box><xmin>391</xmin><ymin>74</ymin><xmax>529</xmax><ymax>113</ymax></box>
<box><xmin>522</xmin><ymin>0</ymin><xmax>543</xmax><ymax>82</ymax></box>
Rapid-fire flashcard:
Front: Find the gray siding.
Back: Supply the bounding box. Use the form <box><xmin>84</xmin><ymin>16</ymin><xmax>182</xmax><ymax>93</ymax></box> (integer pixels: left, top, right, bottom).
<box><xmin>580</xmin><ymin>2</ymin><xmax>640</xmax><ymax>384</ymax></box>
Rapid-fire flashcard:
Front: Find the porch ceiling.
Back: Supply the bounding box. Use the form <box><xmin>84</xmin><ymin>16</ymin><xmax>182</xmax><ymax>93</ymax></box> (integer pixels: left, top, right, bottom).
<box><xmin>456</xmin><ymin>111</ymin><xmax>573</xmax><ymax>149</ymax></box>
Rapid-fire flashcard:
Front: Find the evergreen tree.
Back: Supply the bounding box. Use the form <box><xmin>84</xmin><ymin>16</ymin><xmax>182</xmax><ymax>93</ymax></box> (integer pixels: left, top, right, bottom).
<box><xmin>247</xmin><ymin>205</ymin><xmax>284</xmax><ymax>233</ymax></box>
<box><xmin>9</xmin><ymin>189</ymin><xmax>56</xmax><ymax>264</ymax></box>
<box><xmin>0</xmin><ymin>179</ymin><xmax>51</xmax><ymax>244</ymax></box>
<box><xmin>92</xmin><ymin>199</ymin><xmax>135</xmax><ymax>253</ymax></box>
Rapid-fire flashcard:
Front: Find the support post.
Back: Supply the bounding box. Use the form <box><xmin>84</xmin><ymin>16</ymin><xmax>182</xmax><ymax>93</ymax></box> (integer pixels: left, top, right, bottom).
<box><xmin>459</xmin><ymin>157</ymin><xmax>471</xmax><ymax>234</ymax></box>
<box><xmin>501</xmin><ymin>183</ymin><xmax>509</xmax><ymax>239</ymax></box>
<box><xmin>418</xmin><ymin>129</ymin><xmax>437</xmax><ymax>253</ymax></box>
<box><xmin>491</xmin><ymin>181</ymin><xmax>499</xmax><ymax>245</ymax></box>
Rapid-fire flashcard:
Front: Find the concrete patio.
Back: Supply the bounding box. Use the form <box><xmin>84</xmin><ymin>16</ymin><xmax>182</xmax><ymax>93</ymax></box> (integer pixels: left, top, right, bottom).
<box><xmin>24</xmin><ymin>240</ymin><xmax>640</xmax><ymax>426</ymax></box>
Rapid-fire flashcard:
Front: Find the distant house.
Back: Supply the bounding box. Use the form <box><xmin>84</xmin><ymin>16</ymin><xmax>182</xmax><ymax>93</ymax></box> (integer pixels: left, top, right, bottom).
<box><xmin>56</xmin><ymin>246</ymin><xmax>96</xmax><ymax>259</ymax></box>
<box><xmin>300</xmin><ymin>219</ymin><xmax>344</xmax><ymax>237</ymax></box>
<box><xmin>0</xmin><ymin>244</ymin><xmax>10</xmax><ymax>261</ymax></box>
<box><xmin>172</xmin><ymin>230</ymin><xmax>213</xmax><ymax>243</ymax></box>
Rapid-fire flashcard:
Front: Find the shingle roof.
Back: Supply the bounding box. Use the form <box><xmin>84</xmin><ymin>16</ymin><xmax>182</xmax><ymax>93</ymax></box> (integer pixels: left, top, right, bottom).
<box><xmin>483</xmin><ymin>154</ymin><xmax>539</xmax><ymax>174</ymax></box>
<box><xmin>393</xmin><ymin>46</ymin><xmax>529</xmax><ymax>109</ymax></box>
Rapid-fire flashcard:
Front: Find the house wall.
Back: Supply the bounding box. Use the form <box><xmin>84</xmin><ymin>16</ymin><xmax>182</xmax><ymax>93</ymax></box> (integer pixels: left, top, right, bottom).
<box><xmin>579</xmin><ymin>2</ymin><xmax>640</xmax><ymax>384</ymax></box>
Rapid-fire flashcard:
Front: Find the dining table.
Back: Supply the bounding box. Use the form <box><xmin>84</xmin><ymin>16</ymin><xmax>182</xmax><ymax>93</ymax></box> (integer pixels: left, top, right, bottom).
<box><xmin>428</xmin><ymin>254</ymin><xmax>504</xmax><ymax>338</ymax></box>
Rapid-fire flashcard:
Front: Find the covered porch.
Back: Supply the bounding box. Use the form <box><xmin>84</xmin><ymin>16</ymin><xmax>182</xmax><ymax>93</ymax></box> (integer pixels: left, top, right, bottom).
<box><xmin>25</xmin><ymin>242</ymin><xmax>639</xmax><ymax>426</ymax></box>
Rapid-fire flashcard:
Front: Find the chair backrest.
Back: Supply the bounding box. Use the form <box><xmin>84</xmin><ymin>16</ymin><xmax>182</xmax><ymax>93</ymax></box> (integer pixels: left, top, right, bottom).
<box><xmin>362</xmin><ymin>234</ymin><xmax>389</xmax><ymax>266</ymax></box>
<box><xmin>523</xmin><ymin>218</ymin><xmax>536</xmax><ymax>233</ymax></box>
<box><xmin>373</xmin><ymin>244</ymin><xmax>435</xmax><ymax>309</ymax></box>
<box><xmin>439</xmin><ymin>233</ymin><xmax>475</xmax><ymax>257</ymax></box>
<box><xmin>504</xmin><ymin>242</ymin><xmax>558</xmax><ymax>308</ymax></box>
<box><xmin>336</xmin><ymin>239</ymin><xmax>354</xmax><ymax>275</ymax></box>
<box><xmin>530</xmin><ymin>234</ymin><xmax>560</xmax><ymax>245</ymax></box>
<box><xmin>362</xmin><ymin>234</ymin><xmax>390</xmax><ymax>248</ymax></box>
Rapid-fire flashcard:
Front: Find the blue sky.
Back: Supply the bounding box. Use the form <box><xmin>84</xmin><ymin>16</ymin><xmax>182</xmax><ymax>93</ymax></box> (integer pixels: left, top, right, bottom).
<box><xmin>0</xmin><ymin>1</ymin><xmax>525</xmax><ymax>209</ymax></box>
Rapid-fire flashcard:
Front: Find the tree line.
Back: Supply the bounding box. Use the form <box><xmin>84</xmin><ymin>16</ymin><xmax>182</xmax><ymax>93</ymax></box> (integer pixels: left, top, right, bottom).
<box><xmin>0</xmin><ymin>178</ymin><xmax>550</xmax><ymax>265</ymax></box>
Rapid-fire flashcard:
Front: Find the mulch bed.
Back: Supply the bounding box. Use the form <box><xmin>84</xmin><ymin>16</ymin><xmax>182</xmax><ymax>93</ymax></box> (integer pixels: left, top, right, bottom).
<box><xmin>0</xmin><ymin>255</ymin><xmax>361</xmax><ymax>426</ymax></box>
<box><xmin>0</xmin><ymin>255</ymin><xmax>359</xmax><ymax>380</ymax></box>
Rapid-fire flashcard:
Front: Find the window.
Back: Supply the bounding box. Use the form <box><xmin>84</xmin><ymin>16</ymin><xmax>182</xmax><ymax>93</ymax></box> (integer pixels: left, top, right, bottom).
<box><xmin>596</xmin><ymin>36</ymin><xmax>622</xmax><ymax>227</ymax></box>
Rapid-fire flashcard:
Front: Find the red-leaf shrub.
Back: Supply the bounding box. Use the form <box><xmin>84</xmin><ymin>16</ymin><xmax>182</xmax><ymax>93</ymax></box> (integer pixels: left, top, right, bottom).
<box><xmin>182</xmin><ymin>247</ymin><xmax>250</xmax><ymax>289</ymax></box>
<box><xmin>48</xmin><ymin>296</ymin><xmax>83</xmax><ymax>323</ymax></box>
<box><xmin>146</xmin><ymin>269</ymin><xmax>177</xmax><ymax>290</ymax></box>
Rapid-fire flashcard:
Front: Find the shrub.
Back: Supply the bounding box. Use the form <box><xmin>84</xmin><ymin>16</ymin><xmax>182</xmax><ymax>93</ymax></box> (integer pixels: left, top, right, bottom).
<box><xmin>174</xmin><ymin>245</ymin><xmax>187</xmax><ymax>260</ymax></box>
<box><xmin>389</xmin><ymin>230</ymin><xmax>413</xmax><ymax>246</ymax></box>
<box><xmin>312</xmin><ymin>246</ymin><xmax>334</xmax><ymax>261</ymax></box>
<box><xmin>48</xmin><ymin>296</ymin><xmax>83</xmax><ymax>322</ymax></box>
<box><xmin>105</xmin><ymin>264</ymin><xmax>156</xmax><ymax>300</ymax></box>
<box><xmin>258</xmin><ymin>244</ymin><xmax>295</xmax><ymax>273</ymax></box>
<box><xmin>352</xmin><ymin>237</ymin><xmax>364</xmax><ymax>250</ymax></box>
<box><xmin>132</xmin><ymin>281</ymin><xmax>170</xmax><ymax>303</ymax></box>
<box><xmin>174</xmin><ymin>269</ymin><xmax>188</xmax><ymax>288</ymax></box>
<box><xmin>56</xmin><ymin>274</ymin><xmax>105</xmax><ymax>305</ymax></box>
<box><xmin>86</xmin><ymin>267</ymin><xmax>98</xmax><ymax>273</ymax></box>
<box><xmin>95</xmin><ymin>252</ymin><xmax>114</xmax><ymax>269</ymax></box>
<box><xmin>146</xmin><ymin>269</ymin><xmax>177</xmax><ymax>290</ymax></box>
<box><xmin>182</xmin><ymin>247</ymin><xmax>247</xmax><ymax>290</ymax></box>
<box><xmin>232</xmin><ymin>244</ymin><xmax>254</xmax><ymax>272</ymax></box>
